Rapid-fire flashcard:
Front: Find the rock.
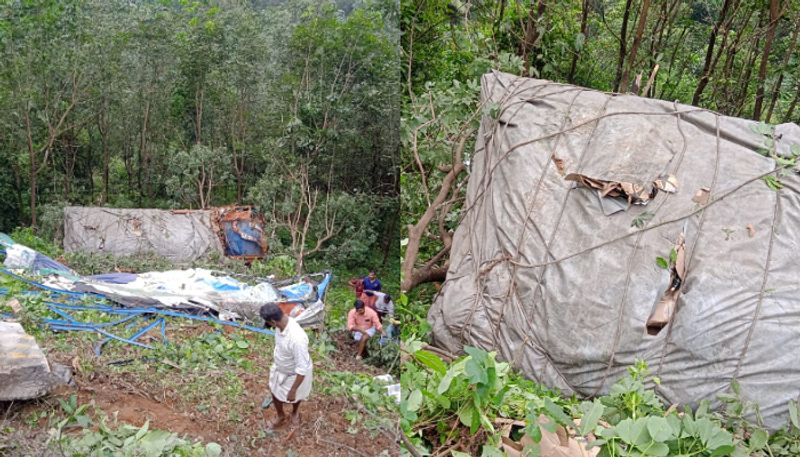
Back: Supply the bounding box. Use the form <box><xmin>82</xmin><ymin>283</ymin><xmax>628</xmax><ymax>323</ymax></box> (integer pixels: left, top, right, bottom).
<box><xmin>0</xmin><ymin>322</ymin><xmax>70</xmax><ymax>400</ymax></box>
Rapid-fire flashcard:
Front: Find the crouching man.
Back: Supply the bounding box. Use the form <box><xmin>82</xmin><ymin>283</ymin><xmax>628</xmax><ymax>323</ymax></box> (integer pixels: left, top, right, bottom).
<box><xmin>260</xmin><ymin>303</ymin><xmax>313</xmax><ymax>429</ymax></box>
<box><xmin>347</xmin><ymin>299</ymin><xmax>385</xmax><ymax>360</ymax></box>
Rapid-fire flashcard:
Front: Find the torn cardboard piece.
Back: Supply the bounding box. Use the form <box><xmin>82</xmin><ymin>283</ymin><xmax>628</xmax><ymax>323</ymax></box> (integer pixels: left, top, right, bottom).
<box><xmin>565</xmin><ymin>173</ymin><xmax>678</xmax><ymax>210</ymax></box>
<box><xmin>499</xmin><ymin>416</ymin><xmax>599</xmax><ymax>457</ymax></box>
<box><xmin>646</xmin><ymin>233</ymin><xmax>686</xmax><ymax>335</ymax></box>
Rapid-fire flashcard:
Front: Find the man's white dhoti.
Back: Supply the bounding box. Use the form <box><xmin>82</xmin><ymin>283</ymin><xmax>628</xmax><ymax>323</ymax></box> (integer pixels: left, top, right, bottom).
<box><xmin>269</xmin><ymin>366</ymin><xmax>313</xmax><ymax>403</ymax></box>
<box><xmin>268</xmin><ymin>317</ymin><xmax>313</xmax><ymax>403</ymax></box>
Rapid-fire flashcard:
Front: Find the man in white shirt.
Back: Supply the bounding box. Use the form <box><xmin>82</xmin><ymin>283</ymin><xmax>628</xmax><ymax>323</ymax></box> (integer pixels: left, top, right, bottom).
<box><xmin>362</xmin><ymin>290</ymin><xmax>394</xmax><ymax>320</ymax></box>
<box><xmin>260</xmin><ymin>303</ymin><xmax>313</xmax><ymax>429</ymax></box>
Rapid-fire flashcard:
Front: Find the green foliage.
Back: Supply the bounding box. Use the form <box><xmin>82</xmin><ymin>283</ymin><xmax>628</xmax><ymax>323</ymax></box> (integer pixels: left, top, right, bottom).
<box><xmin>9</xmin><ymin>227</ymin><xmax>61</xmax><ymax>258</ymax></box>
<box><xmin>48</xmin><ymin>394</ymin><xmax>221</xmax><ymax>456</ymax></box>
<box><xmin>165</xmin><ymin>144</ymin><xmax>232</xmax><ymax>208</ymax></box>
<box><xmin>631</xmin><ymin>211</ymin><xmax>655</xmax><ymax>229</ymax></box>
<box><xmin>54</xmin><ymin>416</ymin><xmax>221</xmax><ymax>457</ymax></box>
<box><xmin>317</xmin><ymin>370</ymin><xmax>399</xmax><ymax>437</ymax></box>
<box><xmin>261</xmin><ymin>255</ymin><xmax>297</xmax><ymax>278</ymax></box>
<box><xmin>401</xmin><ymin>341</ymin><xmax>564</xmax><ymax>453</ymax></box>
<box><xmin>149</xmin><ymin>330</ymin><xmax>256</xmax><ymax>372</ymax></box>
<box><xmin>403</xmin><ymin>348</ymin><xmax>800</xmax><ymax>457</ymax></box>
<box><xmin>0</xmin><ymin>0</ymin><xmax>399</xmax><ymax>267</ymax></box>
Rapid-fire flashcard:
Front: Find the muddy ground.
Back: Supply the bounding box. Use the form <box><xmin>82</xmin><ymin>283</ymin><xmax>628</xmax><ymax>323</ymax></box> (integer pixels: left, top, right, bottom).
<box><xmin>0</xmin><ymin>323</ymin><xmax>400</xmax><ymax>457</ymax></box>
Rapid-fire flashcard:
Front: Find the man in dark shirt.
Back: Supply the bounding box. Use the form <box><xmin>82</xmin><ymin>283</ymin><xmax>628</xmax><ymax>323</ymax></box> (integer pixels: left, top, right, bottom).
<box><xmin>362</xmin><ymin>270</ymin><xmax>381</xmax><ymax>292</ymax></box>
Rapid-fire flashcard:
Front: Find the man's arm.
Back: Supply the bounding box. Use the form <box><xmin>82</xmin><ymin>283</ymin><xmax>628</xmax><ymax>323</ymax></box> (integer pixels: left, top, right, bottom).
<box><xmin>286</xmin><ymin>374</ymin><xmax>305</xmax><ymax>402</ymax></box>
<box><xmin>346</xmin><ymin>309</ymin><xmax>356</xmax><ymax>332</ymax></box>
<box><xmin>371</xmin><ymin>309</ymin><xmax>384</xmax><ymax>334</ymax></box>
<box><xmin>287</xmin><ymin>337</ymin><xmax>312</xmax><ymax>402</ymax></box>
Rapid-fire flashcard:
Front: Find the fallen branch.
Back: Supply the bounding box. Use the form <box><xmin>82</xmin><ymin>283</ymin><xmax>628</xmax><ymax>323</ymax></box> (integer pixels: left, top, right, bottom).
<box><xmin>400</xmin><ymin>431</ymin><xmax>423</xmax><ymax>457</ymax></box>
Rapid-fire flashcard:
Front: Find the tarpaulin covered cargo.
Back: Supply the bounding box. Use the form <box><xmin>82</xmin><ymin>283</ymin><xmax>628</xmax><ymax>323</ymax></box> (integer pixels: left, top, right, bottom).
<box><xmin>64</xmin><ymin>207</ymin><xmax>223</xmax><ymax>261</ymax></box>
<box><xmin>63</xmin><ymin>206</ymin><xmax>268</xmax><ymax>262</ymax></box>
<box><xmin>429</xmin><ymin>71</ymin><xmax>800</xmax><ymax>429</ymax></box>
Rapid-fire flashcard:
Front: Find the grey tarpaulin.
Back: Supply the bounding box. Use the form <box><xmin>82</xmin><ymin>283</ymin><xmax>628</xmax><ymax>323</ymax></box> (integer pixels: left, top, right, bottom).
<box><xmin>64</xmin><ymin>207</ymin><xmax>223</xmax><ymax>262</ymax></box>
<box><xmin>428</xmin><ymin>71</ymin><xmax>800</xmax><ymax>429</ymax></box>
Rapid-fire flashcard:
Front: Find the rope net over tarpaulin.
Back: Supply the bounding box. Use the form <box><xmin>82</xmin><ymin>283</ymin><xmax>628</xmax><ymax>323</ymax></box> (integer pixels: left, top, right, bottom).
<box><xmin>428</xmin><ymin>71</ymin><xmax>800</xmax><ymax>429</ymax></box>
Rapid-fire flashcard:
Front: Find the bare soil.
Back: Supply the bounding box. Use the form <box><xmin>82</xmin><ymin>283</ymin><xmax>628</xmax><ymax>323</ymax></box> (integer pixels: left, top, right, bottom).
<box><xmin>0</xmin><ymin>324</ymin><xmax>398</xmax><ymax>457</ymax></box>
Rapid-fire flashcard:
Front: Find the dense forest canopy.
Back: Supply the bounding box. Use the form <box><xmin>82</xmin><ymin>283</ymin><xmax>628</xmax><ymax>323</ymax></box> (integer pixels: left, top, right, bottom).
<box><xmin>400</xmin><ymin>0</ymin><xmax>800</xmax><ymax>292</ymax></box>
<box><xmin>0</xmin><ymin>0</ymin><xmax>400</xmax><ymax>270</ymax></box>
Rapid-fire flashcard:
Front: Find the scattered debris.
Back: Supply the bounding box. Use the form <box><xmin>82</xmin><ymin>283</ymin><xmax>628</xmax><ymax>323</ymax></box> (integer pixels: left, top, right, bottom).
<box><xmin>1</xmin><ymin>234</ymin><xmax>333</xmax><ymax>355</ymax></box>
<box><xmin>747</xmin><ymin>224</ymin><xmax>756</xmax><ymax>238</ymax></box>
<box><xmin>5</xmin><ymin>298</ymin><xmax>21</xmax><ymax>314</ymax></box>
<box><xmin>373</xmin><ymin>374</ymin><xmax>400</xmax><ymax>404</ymax></box>
<box><xmin>499</xmin><ymin>416</ymin><xmax>599</xmax><ymax>457</ymax></box>
<box><xmin>552</xmin><ymin>156</ymin><xmax>567</xmax><ymax>175</ymax></box>
<box><xmin>692</xmin><ymin>187</ymin><xmax>711</xmax><ymax>205</ymax></box>
<box><xmin>565</xmin><ymin>173</ymin><xmax>678</xmax><ymax>208</ymax></box>
<box><xmin>646</xmin><ymin>232</ymin><xmax>686</xmax><ymax>335</ymax></box>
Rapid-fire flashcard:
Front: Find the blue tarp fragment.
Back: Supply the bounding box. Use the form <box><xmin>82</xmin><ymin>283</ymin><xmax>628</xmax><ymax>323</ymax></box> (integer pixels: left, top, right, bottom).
<box><xmin>86</xmin><ymin>273</ymin><xmax>138</xmax><ymax>284</ymax></box>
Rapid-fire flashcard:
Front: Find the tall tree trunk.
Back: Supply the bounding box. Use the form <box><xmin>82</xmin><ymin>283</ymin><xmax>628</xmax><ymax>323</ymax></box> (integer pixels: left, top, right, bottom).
<box><xmin>783</xmin><ymin>77</ymin><xmax>800</xmax><ymax>122</ymax></box>
<box><xmin>620</xmin><ymin>0</ymin><xmax>652</xmax><ymax>92</ymax></box>
<box><xmin>101</xmin><ymin>125</ymin><xmax>109</xmax><ymax>205</ymax></box>
<box><xmin>692</xmin><ymin>0</ymin><xmax>734</xmax><ymax>105</ymax></box>
<box><xmin>24</xmin><ymin>110</ymin><xmax>37</xmax><ymax>228</ymax></box>
<box><xmin>752</xmin><ymin>0</ymin><xmax>781</xmax><ymax>120</ymax></box>
<box><xmin>735</xmin><ymin>15</ymin><xmax>764</xmax><ymax>117</ymax></box>
<box><xmin>195</xmin><ymin>85</ymin><xmax>204</xmax><ymax>144</ymax></box>
<box><xmin>614</xmin><ymin>0</ymin><xmax>634</xmax><ymax>91</ymax></box>
<box><xmin>568</xmin><ymin>0</ymin><xmax>590</xmax><ymax>83</ymax></box>
<box><xmin>657</xmin><ymin>25</ymin><xmax>688</xmax><ymax>99</ymax></box>
<box><xmin>765</xmin><ymin>17</ymin><xmax>799</xmax><ymax>122</ymax></box>
<box><xmin>97</xmin><ymin>98</ymin><xmax>110</xmax><ymax>204</ymax></box>
<box><xmin>519</xmin><ymin>0</ymin><xmax>547</xmax><ymax>77</ymax></box>
<box><xmin>138</xmin><ymin>99</ymin><xmax>150</xmax><ymax>204</ymax></box>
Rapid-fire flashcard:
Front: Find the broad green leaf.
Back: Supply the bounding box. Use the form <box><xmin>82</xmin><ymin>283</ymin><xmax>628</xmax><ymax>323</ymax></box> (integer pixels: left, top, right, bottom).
<box><xmin>464</xmin><ymin>357</ymin><xmax>488</xmax><ymax>385</ymax></box>
<box><xmin>406</xmin><ymin>389</ymin><xmax>423</xmax><ymax>412</ymax></box>
<box><xmin>135</xmin><ymin>420</ymin><xmax>150</xmax><ymax>440</ymax></box>
<box><xmin>749</xmin><ymin>428</ymin><xmax>768</xmax><ymax>450</ymax></box>
<box><xmin>458</xmin><ymin>403</ymin><xmax>476</xmax><ymax>430</ymax></box>
<box><xmin>578</xmin><ymin>400</ymin><xmax>605</xmax><ymax>436</ymax></box>
<box><xmin>235</xmin><ymin>340</ymin><xmax>249</xmax><ymax>349</ymax></box>
<box><xmin>451</xmin><ymin>452</ymin><xmax>471</xmax><ymax>457</ymax></box>
<box><xmin>544</xmin><ymin>398</ymin><xmax>572</xmax><ymax>426</ymax></box>
<box><xmin>789</xmin><ymin>400</ymin><xmax>799</xmax><ymax>429</ymax></box>
<box><xmin>710</xmin><ymin>445</ymin><xmax>736</xmax><ymax>457</ymax></box>
<box><xmin>647</xmin><ymin>442</ymin><xmax>670</xmax><ymax>456</ymax></box>
<box><xmin>480</xmin><ymin>445</ymin><xmax>505</xmax><ymax>457</ymax></box>
<box><xmin>137</xmin><ymin>429</ymin><xmax>173</xmax><ymax>457</ymax></box>
<box><xmin>656</xmin><ymin>257</ymin><xmax>669</xmax><ymax>269</ymax></box>
<box><xmin>414</xmin><ymin>350</ymin><xmax>446</xmax><ymax>376</ymax></box>
<box><xmin>204</xmin><ymin>443</ymin><xmax>222</xmax><ymax>457</ymax></box>
<box><xmin>646</xmin><ymin>416</ymin><xmax>673</xmax><ymax>442</ymax></box>
<box><xmin>438</xmin><ymin>364</ymin><xmax>463</xmax><ymax>394</ymax></box>
<box><xmin>616</xmin><ymin>418</ymin><xmax>649</xmax><ymax>448</ymax></box>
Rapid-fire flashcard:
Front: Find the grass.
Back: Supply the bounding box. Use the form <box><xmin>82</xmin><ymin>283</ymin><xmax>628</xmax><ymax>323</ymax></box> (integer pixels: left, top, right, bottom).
<box><xmin>0</xmin><ymin>229</ymin><xmax>400</xmax><ymax>455</ymax></box>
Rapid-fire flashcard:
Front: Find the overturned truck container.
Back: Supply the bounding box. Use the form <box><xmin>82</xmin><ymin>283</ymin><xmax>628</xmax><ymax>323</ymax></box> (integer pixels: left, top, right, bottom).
<box><xmin>63</xmin><ymin>206</ymin><xmax>268</xmax><ymax>262</ymax></box>
<box><xmin>429</xmin><ymin>71</ymin><xmax>800</xmax><ymax>429</ymax></box>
